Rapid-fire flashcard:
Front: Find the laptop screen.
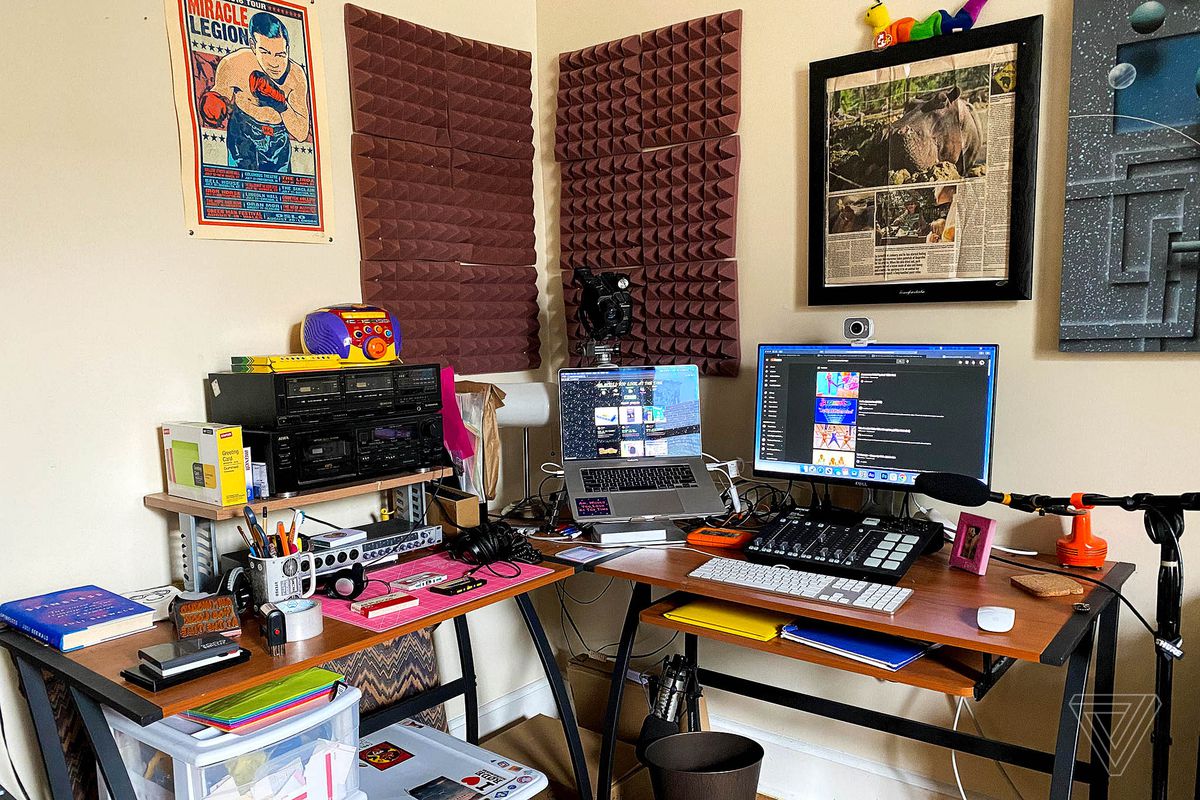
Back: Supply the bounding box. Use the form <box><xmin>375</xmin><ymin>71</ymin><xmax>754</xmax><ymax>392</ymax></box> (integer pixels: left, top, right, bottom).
<box><xmin>559</xmin><ymin>365</ymin><xmax>702</xmax><ymax>461</ymax></box>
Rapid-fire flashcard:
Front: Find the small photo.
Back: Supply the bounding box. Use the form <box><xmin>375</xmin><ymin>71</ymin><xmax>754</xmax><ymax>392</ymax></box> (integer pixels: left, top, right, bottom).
<box><xmin>828</xmin><ymin>193</ymin><xmax>876</xmax><ymax>234</ymax></box>
<box><xmin>816</xmin><ymin>371</ymin><xmax>860</xmax><ymax>398</ymax></box>
<box><xmin>813</xmin><ymin>424</ymin><xmax>857</xmax><ymax>451</ymax></box>
<box><xmin>813</xmin><ymin>449</ymin><xmax>855</xmax><ymax>468</ymax></box>
<box><xmin>621</xmin><ymin>440</ymin><xmax>645</xmax><ymax>457</ymax></box>
<box><xmin>876</xmin><ymin>187</ymin><xmax>955</xmax><ymax>246</ymax></box>
<box><xmin>594</xmin><ymin>407</ymin><xmax>619</xmax><ymax>426</ymax></box>
<box><xmin>620</xmin><ymin>406</ymin><xmax>643</xmax><ymax>425</ymax></box>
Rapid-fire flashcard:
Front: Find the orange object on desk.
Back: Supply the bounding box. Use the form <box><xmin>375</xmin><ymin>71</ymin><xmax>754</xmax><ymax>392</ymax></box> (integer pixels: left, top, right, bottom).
<box><xmin>686</xmin><ymin>527</ymin><xmax>753</xmax><ymax>549</ymax></box>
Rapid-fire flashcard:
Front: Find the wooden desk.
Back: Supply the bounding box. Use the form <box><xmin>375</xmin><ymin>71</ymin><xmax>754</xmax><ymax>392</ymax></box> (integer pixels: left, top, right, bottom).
<box><xmin>591</xmin><ymin>546</ymin><xmax>1133</xmax><ymax>800</ymax></box>
<box><xmin>1</xmin><ymin>552</ymin><xmax>594</xmax><ymax>800</ymax></box>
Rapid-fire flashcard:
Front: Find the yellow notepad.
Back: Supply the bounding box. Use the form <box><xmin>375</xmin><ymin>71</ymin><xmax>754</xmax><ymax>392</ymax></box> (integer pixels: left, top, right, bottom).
<box><xmin>663</xmin><ymin>599</ymin><xmax>793</xmax><ymax>641</ymax></box>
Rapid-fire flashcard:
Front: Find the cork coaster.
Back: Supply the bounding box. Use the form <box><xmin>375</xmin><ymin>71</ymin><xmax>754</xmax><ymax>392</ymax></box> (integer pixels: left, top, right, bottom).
<box><xmin>1011</xmin><ymin>573</ymin><xmax>1084</xmax><ymax>597</ymax></box>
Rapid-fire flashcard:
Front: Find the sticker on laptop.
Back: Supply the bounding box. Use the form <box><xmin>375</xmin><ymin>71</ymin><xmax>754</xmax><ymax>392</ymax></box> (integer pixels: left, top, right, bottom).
<box><xmin>409</xmin><ymin>776</ymin><xmax>484</xmax><ymax>800</ymax></box>
<box><xmin>359</xmin><ymin>742</ymin><xmax>413</xmax><ymax>771</ymax></box>
<box><xmin>575</xmin><ymin>497</ymin><xmax>611</xmax><ymax>517</ymax></box>
<box><xmin>460</xmin><ymin>769</ymin><xmax>505</xmax><ymax>791</ymax></box>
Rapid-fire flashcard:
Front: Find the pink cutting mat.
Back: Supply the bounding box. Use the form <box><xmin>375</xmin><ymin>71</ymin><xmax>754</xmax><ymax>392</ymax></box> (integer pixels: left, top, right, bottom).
<box><xmin>317</xmin><ymin>552</ymin><xmax>554</xmax><ymax>632</ymax></box>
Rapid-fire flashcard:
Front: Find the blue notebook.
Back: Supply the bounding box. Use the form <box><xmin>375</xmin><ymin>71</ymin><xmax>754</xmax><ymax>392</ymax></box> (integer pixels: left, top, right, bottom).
<box><xmin>0</xmin><ymin>585</ymin><xmax>154</xmax><ymax>651</ymax></box>
<box><xmin>781</xmin><ymin>619</ymin><xmax>936</xmax><ymax>672</ymax></box>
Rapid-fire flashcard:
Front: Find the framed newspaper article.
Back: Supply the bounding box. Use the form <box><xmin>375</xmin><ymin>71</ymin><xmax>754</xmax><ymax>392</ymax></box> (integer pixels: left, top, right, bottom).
<box><xmin>809</xmin><ymin>17</ymin><xmax>1042</xmax><ymax>305</ymax></box>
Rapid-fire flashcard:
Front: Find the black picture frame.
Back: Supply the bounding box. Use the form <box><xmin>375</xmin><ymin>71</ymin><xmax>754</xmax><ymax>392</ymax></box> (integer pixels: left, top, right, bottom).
<box><xmin>808</xmin><ymin>16</ymin><xmax>1043</xmax><ymax>306</ymax></box>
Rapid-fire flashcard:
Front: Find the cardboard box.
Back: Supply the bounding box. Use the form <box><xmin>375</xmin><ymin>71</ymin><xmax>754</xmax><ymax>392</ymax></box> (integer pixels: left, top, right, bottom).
<box><xmin>484</xmin><ymin>714</ymin><xmax>651</xmax><ymax>800</ymax></box>
<box><xmin>161</xmin><ymin>422</ymin><xmax>247</xmax><ymax>506</ymax></box>
<box><xmin>567</xmin><ymin>655</ymin><xmax>697</xmax><ymax>743</ymax></box>
<box><xmin>426</xmin><ymin>484</ymin><xmax>481</xmax><ymax>536</ymax></box>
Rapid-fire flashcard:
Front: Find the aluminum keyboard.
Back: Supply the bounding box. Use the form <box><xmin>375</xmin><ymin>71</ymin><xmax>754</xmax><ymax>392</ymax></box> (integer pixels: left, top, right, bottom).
<box><xmin>688</xmin><ymin>556</ymin><xmax>914</xmax><ymax>614</ymax></box>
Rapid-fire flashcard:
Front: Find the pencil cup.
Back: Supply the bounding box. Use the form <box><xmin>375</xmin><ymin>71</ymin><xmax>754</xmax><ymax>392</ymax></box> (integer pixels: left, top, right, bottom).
<box><xmin>248</xmin><ymin>553</ymin><xmax>317</xmax><ymax>606</ymax></box>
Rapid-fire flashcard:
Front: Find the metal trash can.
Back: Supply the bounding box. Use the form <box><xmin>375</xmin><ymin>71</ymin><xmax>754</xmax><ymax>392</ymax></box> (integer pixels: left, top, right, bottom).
<box><xmin>643</xmin><ymin>731</ymin><xmax>764</xmax><ymax>800</ymax></box>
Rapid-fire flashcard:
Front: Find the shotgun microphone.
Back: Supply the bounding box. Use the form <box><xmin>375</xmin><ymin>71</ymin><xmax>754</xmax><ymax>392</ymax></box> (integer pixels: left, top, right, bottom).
<box><xmin>913</xmin><ymin>473</ymin><xmax>1074</xmax><ymax>515</ymax></box>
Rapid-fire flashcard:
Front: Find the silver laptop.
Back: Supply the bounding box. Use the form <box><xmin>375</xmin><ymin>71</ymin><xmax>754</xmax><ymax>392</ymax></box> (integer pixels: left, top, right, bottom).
<box><xmin>559</xmin><ymin>364</ymin><xmax>726</xmax><ymax>524</ymax></box>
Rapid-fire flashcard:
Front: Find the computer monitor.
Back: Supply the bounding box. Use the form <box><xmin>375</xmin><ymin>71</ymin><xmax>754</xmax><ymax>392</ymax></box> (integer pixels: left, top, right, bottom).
<box><xmin>754</xmin><ymin>343</ymin><xmax>998</xmax><ymax>489</ymax></box>
<box><xmin>559</xmin><ymin>364</ymin><xmax>702</xmax><ymax>462</ymax></box>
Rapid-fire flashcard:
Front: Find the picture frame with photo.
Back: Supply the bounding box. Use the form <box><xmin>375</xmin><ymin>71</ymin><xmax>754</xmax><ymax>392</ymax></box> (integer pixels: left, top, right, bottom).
<box><xmin>949</xmin><ymin>512</ymin><xmax>998</xmax><ymax>575</ymax></box>
<box><xmin>808</xmin><ymin>17</ymin><xmax>1043</xmax><ymax>305</ymax></box>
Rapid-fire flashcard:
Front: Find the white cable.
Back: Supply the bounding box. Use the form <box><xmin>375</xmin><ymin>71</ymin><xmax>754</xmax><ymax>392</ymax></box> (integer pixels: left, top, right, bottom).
<box><xmin>952</xmin><ymin>698</ymin><xmax>969</xmax><ymax>800</ymax></box>
<box><xmin>962</xmin><ymin>699</ymin><xmax>1029</xmax><ymax>800</ymax></box>
<box><xmin>540</xmin><ymin>461</ymin><xmax>564</xmax><ymax>476</ymax></box>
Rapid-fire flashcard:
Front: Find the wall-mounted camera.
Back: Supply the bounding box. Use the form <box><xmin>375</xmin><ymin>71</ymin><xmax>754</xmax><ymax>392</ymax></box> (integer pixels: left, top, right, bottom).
<box><xmin>574</xmin><ymin>268</ymin><xmax>635</xmax><ymax>366</ymax></box>
<box><xmin>843</xmin><ymin>317</ymin><xmax>875</xmax><ymax>345</ymax></box>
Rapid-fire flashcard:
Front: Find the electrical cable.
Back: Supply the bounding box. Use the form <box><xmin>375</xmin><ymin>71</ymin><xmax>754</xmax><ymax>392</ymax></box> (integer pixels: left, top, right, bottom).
<box><xmin>952</xmin><ymin>698</ymin><xmax>968</xmax><ymax>800</ymax></box>
<box><xmin>0</xmin><ymin>694</ymin><xmax>31</xmax><ymax>800</ymax></box>
<box><xmin>989</xmin><ymin>554</ymin><xmax>1158</xmax><ymax>638</ymax></box>
<box><xmin>301</xmin><ymin>513</ymin><xmax>343</xmax><ymax>531</ymax></box>
<box><xmin>961</xmin><ymin>700</ymin><xmax>1028</xmax><ymax>800</ymax></box>
<box><xmin>560</xmin><ymin>576</ymin><xmax>615</xmax><ymax>605</ymax></box>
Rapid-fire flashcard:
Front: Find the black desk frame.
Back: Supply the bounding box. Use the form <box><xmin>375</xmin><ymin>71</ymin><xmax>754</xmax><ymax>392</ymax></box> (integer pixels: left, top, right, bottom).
<box><xmin>3</xmin><ymin>594</ymin><xmax>593</xmax><ymax>800</ymax></box>
<box><xmin>598</xmin><ymin>579</ymin><xmax>1127</xmax><ymax>800</ymax></box>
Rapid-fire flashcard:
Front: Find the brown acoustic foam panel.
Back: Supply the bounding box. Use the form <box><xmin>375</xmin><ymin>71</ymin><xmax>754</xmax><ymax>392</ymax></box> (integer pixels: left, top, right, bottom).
<box><xmin>446</xmin><ymin>36</ymin><xmax>535</xmax><ymax>160</ymax></box>
<box><xmin>456</xmin><ymin>266</ymin><xmax>542</xmax><ymax>374</ymax></box>
<box><xmin>362</xmin><ymin>261</ymin><xmax>541</xmax><ymax>373</ymax></box>
<box><xmin>555</xmin><ymin>35</ymin><xmax>643</xmax><ymax>161</ymax></box>
<box><xmin>346</xmin><ymin>5</ymin><xmax>449</xmax><ymax>147</ymax></box>
<box><xmin>559</xmin><ymin>153</ymin><xmax>645</xmax><ymax>270</ymax></box>
<box><xmin>640</xmin><ymin>136</ymin><xmax>740</xmax><ymax>264</ymax></box>
<box><xmin>562</xmin><ymin>262</ymin><xmax>738</xmax><ymax>375</ymax></box>
<box><xmin>351</xmin><ymin>134</ymin><xmax>467</xmax><ymax>262</ymax></box>
<box><xmin>639</xmin><ymin>10</ymin><xmax>742</xmax><ymax>149</ymax></box>
<box><xmin>452</xmin><ymin>149</ymin><xmax>536</xmax><ymax>266</ymax></box>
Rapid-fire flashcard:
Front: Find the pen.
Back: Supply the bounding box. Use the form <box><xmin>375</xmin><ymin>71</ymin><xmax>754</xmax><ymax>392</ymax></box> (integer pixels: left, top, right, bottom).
<box><xmin>237</xmin><ymin>524</ymin><xmax>257</xmax><ymax>556</ymax></box>
<box><xmin>277</xmin><ymin>521</ymin><xmax>289</xmax><ymax>555</ymax></box>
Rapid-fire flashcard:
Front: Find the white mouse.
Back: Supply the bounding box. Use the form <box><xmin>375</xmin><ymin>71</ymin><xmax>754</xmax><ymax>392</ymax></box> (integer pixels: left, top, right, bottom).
<box><xmin>977</xmin><ymin>606</ymin><xmax>1015</xmax><ymax>633</ymax></box>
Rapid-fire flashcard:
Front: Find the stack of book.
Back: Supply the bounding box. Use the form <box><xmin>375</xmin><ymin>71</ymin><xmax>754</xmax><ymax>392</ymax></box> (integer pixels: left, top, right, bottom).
<box><xmin>781</xmin><ymin>619</ymin><xmax>938</xmax><ymax>672</ymax></box>
<box><xmin>0</xmin><ymin>586</ymin><xmax>155</xmax><ymax>651</ymax></box>
<box><xmin>183</xmin><ymin>667</ymin><xmax>343</xmax><ymax>733</ymax></box>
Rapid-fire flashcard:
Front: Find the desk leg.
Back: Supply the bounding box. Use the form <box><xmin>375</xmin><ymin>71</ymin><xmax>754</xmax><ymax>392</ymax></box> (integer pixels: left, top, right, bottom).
<box><xmin>685</xmin><ymin>633</ymin><xmax>701</xmax><ymax>733</ymax></box>
<box><xmin>515</xmin><ymin>593</ymin><xmax>592</xmax><ymax>800</ymax></box>
<box><xmin>1049</xmin><ymin>623</ymin><xmax>1095</xmax><ymax>800</ymax></box>
<box><xmin>1088</xmin><ymin>602</ymin><xmax>1119</xmax><ymax>800</ymax></box>
<box><xmin>598</xmin><ymin>582</ymin><xmax>651</xmax><ymax>800</ymax></box>
<box><xmin>452</xmin><ymin>616</ymin><xmax>479</xmax><ymax>745</ymax></box>
<box><xmin>11</xmin><ymin>656</ymin><xmax>75</xmax><ymax>800</ymax></box>
<box><xmin>69</xmin><ymin>687</ymin><xmax>137</xmax><ymax>800</ymax></box>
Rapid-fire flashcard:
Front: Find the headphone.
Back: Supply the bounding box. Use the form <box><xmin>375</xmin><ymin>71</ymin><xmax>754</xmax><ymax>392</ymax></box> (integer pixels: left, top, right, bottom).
<box><xmin>446</xmin><ymin>521</ymin><xmax>542</xmax><ymax>569</ymax></box>
<box><xmin>320</xmin><ymin>562</ymin><xmax>367</xmax><ymax>601</ymax></box>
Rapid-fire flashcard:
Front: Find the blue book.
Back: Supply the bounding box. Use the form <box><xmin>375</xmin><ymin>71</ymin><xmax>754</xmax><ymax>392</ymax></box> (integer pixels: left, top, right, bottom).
<box><xmin>0</xmin><ymin>585</ymin><xmax>155</xmax><ymax>652</ymax></box>
<box><xmin>781</xmin><ymin>619</ymin><xmax>936</xmax><ymax>672</ymax></box>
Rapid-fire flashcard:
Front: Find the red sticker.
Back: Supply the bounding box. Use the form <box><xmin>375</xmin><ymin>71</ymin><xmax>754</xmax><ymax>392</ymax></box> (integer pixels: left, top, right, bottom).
<box><xmin>360</xmin><ymin>742</ymin><xmax>413</xmax><ymax>771</ymax></box>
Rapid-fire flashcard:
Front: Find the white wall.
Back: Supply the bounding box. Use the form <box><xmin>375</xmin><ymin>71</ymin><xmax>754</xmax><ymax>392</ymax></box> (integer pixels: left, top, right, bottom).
<box><xmin>532</xmin><ymin>1</ymin><xmax>1200</xmax><ymax>797</ymax></box>
<box><xmin>0</xmin><ymin>1</ymin><xmax>548</xmax><ymax>797</ymax></box>
<box><xmin>3</xmin><ymin>1</ymin><xmax>1199</xmax><ymax>799</ymax></box>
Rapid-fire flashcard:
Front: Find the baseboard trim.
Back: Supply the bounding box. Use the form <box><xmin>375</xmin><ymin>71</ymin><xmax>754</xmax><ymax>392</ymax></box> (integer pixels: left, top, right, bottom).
<box><xmin>709</xmin><ymin>712</ymin><xmax>992</xmax><ymax>800</ymax></box>
<box><xmin>447</xmin><ymin>678</ymin><xmax>557</xmax><ymax>739</ymax></box>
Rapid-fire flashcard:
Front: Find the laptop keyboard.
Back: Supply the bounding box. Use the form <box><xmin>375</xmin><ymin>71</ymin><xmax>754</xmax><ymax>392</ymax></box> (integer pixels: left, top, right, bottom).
<box><xmin>581</xmin><ymin>465</ymin><xmax>698</xmax><ymax>493</ymax></box>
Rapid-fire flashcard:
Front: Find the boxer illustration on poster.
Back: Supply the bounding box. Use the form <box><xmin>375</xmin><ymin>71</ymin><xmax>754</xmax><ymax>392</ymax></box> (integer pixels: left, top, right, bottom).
<box><xmin>164</xmin><ymin>0</ymin><xmax>332</xmax><ymax>241</ymax></box>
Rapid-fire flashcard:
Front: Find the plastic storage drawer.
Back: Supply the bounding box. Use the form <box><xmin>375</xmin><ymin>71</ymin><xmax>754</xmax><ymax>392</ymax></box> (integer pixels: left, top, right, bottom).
<box><xmin>102</xmin><ymin>686</ymin><xmax>362</xmax><ymax>800</ymax></box>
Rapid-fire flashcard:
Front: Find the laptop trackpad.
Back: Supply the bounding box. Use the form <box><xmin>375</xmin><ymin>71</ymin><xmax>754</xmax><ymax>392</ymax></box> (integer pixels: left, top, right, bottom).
<box><xmin>617</xmin><ymin>493</ymin><xmax>683</xmax><ymax>517</ymax></box>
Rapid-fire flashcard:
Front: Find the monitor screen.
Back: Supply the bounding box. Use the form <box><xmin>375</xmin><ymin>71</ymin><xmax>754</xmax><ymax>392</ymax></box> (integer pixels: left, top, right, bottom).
<box><xmin>754</xmin><ymin>344</ymin><xmax>998</xmax><ymax>488</ymax></box>
<box><xmin>559</xmin><ymin>365</ymin><xmax>702</xmax><ymax>461</ymax></box>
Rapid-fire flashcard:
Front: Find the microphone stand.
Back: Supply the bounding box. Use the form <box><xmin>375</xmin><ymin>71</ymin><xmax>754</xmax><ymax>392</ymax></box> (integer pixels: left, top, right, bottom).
<box><xmin>1015</xmin><ymin>492</ymin><xmax>1186</xmax><ymax>800</ymax></box>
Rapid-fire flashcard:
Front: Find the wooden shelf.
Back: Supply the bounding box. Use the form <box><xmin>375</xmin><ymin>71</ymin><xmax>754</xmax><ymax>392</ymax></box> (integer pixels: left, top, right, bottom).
<box><xmin>641</xmin><ymin>593</ymin><xmax>986</xmax><ymax>697</ymax></box>
<box><xmin>144</xmin><ymin>468</ymin><xmax>453</xmax><ymax>520</ymax></box>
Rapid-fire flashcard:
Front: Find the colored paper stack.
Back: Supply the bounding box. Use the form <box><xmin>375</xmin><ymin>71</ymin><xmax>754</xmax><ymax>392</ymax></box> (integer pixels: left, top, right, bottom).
<box><xmin>183</xmin><ymin>668</ymin><xmax>343</xmax><ymax>733</ymax></box>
